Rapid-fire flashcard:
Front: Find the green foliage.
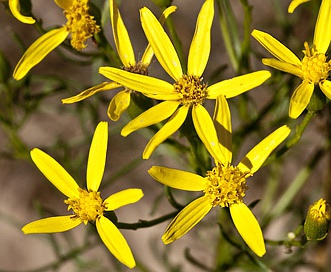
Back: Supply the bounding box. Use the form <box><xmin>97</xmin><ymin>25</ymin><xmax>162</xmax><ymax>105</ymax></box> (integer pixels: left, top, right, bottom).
<box><xmin>1</xmin><ymin>0</ymin><xmax>331</xmax><ymax>271</ymax></box>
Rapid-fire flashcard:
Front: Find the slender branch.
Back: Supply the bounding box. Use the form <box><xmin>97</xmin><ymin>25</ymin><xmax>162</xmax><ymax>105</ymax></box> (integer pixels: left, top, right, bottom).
<box><xmin>165</xmin><ymin>186</ymin><xmax>184</xmax><ymax>210</ymax></box>
<box><xmin>265</xmin><ymin>110</ymin><xmax>316</xmax><ymax>166</ymax></box>
<box><xmin>0</xmin><ymin>241</ymin><xmax>95</xmax><ymax>272</ymax></box>
<box><xmin>116</xmin><ymin>211</ymin><xmax>178</xmax><ymax>230</ymax></box>
<box><xmin>184</xmin><ymin>248</ymin><xmax>213</xmax><ymax>272</ymax></box>
<box><xmin>263</xmin><ymin>146</ymin><xmax>327</xmax><ymax>227</ymax></box>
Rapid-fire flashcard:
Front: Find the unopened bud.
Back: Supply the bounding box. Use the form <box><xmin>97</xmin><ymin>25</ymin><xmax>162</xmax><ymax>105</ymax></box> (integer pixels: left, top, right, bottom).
<box><xmin>304</xmin><ymin>198</ymin><xmax>331</xmax><ymax>240</ymax></box>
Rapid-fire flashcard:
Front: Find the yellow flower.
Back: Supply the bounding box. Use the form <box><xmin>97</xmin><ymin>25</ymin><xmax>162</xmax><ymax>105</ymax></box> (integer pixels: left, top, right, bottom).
<box><xmin>304</xmin><ymin>198</ymin><xmax>331</xmax><ymax>240</ymax></box>
<box><xmin>99</xmin><ymin>0</ymin><xmax>271</xmax><ymax>160</ymax></box>
<box><xmin>148</xmin><ymin>96</ymin><xmax>291</xmax><ymax>256</ymax></box>
<box><xmin>252</xmin><ymin>0</ymin><xmax>331</xmax><ymax>119</ymax></box>
<box><xmin>62</xmin><ymin>1</ymin><xmax>176</xmax><ymax>122</ymax></box>
<box><xmin>13</xmin><ymin>0</ymin><xmax>100</xmax><ymax>80</ymax></box>
<box><xmin>22</xmin><ymin>122</ymin><xmax>143</xmax><ymax>269</ymax></box>
<box><xmin>288</xmin><ymin>0</ymin><xmax>311</xmax><ymax>13</ymax></box>
<box><xmin>8</xmin><ymin>0</ymin><xmax>35</xmax><ymax>24</ymax></box>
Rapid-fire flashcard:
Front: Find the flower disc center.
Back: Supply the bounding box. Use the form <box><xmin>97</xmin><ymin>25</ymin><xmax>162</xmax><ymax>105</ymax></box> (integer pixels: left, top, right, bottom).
<box><xmin>301</xmin><ymin>42</ymin><xmax>331</xmax><ymax>84</ymax></box>
<box><xmin>65</xmin><ymin>188</ymin><xmax>105</xmax><ymax>224</ymax></box>
<box><xmin>64</xmin><ymin>0</ymin><xmax>100</xmax><ymax>51</ymax></box>
<box><xmin>174</xmin><ymin>75</ymin><xmax>207</xmax><ymax>106</ymax></box>
<box><xmin>204</xmin><ymin>164</ymin><xmax>249</xmax><ymax>207</ymax></box>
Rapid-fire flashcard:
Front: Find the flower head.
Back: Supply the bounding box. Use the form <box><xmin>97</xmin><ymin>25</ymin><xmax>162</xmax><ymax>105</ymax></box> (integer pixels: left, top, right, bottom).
<box><xmin>62</xmin><ymin>1</ymin><xmax>177</xmax><ymax>122</ymax></box>
<box><xmin>204</xmin><ymin>164</ymin><xmax>249</xmax><ymax>207</ymax></box>
<box><xmin>148</xmin><ymin>96</ymin><xmax>291</xmax><ymax>256</ymax></box>
<box><xmin>62</xmin><ymin>0</ymin><xmax>100</xmax><ymax>50</ymax></box>
<box><xmin>8</xmin><ymin>0</ymin><xmax>35</xmax><ymax>24</ymax></box>
<box><xmin>13</xmin><ymin>0</ymin><xmax>100</xmax><ymax>80</ymax></box>
<box><xmin>252</xmin><ymin>0</ymin><xmax>331</xmax><ymax>118</ymax></box>
<box><xmin>99</xmin><ymin>0</ymin><xmax>271</xmax><ymax>159</ymax></box>
<box><xmin>304</xmin><ymin>198</ymin><xmax>331</xmax><ymax>240</ymax></box>
<box><xmin>22</xmin><ymin>122</ymin><xmax>143</xmax><ymax>269</ymax></box>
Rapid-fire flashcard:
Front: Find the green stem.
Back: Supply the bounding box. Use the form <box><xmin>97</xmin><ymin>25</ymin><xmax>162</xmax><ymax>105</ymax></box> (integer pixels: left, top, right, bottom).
<box><xmin>239</xmin><ymin>0</ymin><xmax>252</xmax><ymax>71</ymax></box>
<box><xmin>286</xmin><ymin>110</ymin><xmax>316</xmax><ymax>148</ymax></box>
<box><xmin>165</xmin><ymin>186</ymin><xmax>184</xmax><ymax>210</ymax></box>
<box><xmin>265</xmin><ymin>110</ymin><xmax>316</xmax><ymax>166</ymax></box>
<box><xmin>165</xmin><ymin>17</ymin><xmax>186</xmax><ymax>73</ymax></box>
<box><xmin>184</xmin><ymin>248</ymin><xmax>213</xmax><ymax>271</ymax></box>
<box><xmin>116</xmin><ymin>211</ymin><xmax>178</xmax><ymax>230</ymax></box>
<box><xmin>1</xmin><ymin>241</ymin><xmax>96</xmax><ymax>272</ymax></box>
<box><xmin>216</xmin><ymin>0</ymin><xmax>239</xmax><ymax>72</ymax></box>
<box><xmin>263</xmin><ymin>146</ymin><xmax>327</xmax><ymax>226</ymax></box>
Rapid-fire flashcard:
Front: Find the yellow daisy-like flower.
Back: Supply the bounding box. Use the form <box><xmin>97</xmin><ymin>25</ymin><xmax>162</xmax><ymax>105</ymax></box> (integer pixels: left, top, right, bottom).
<box><xmin>304</xmin><ymin>198</ymin><xmax>331</xmax><ymax>240</ymax></box>
<box><xmin>99</xmin><ymin>0</ymin><xmax>271</xmax><ymax>160</ymax></box>
<box><xmin>8</xmin><ymin>0</ymin><xmax>35</xmax><ymax>24</ymax></box>
<box><xmin>252</xmin><ymin>0</ymin><xmax>331</xmax><ymax>119</ymax></box>
<box><xmin>62</xmin><ymin>1</ymin><xmax>176</xmax><ymax>122</ymax></box>
<box><xmin>149</xmin><ymin>96</ymin><xmax>291</xmax><ymax>256</ymax></box>
<box><xmin>288</xmin><ymin>0</ymin><xmax>311</xmax><ymax>13</ymax></box>
<box><xmin>22</xmin><ymin>122</ymin><xmax>143</xmax><ymax>269</ymax></box>
<box><xmin>13</xmin><ymin>0</ymin><xmax>100</xmax><ymax>80</ymax></box>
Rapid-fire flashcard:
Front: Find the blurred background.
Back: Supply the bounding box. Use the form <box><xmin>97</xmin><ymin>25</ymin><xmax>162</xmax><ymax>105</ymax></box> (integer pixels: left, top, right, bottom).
<box><xmin>1</xmin><ymin>0</ymin><xmax>331</xmax><ymax>271</ymax></box>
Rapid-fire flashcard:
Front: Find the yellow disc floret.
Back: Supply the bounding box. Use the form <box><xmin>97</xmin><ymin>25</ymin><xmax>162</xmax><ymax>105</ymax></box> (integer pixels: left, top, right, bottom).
<box><xmin>308</xmin><ymin>198</ymin><xmax>331</xmax><ymax>221</ymax></box>
<box><xmin>65</xmin><ymin>188</ymin><xmax>106</xmax><ymax>224</ymax></box>
<box><xmin>204</xmin><ymin>163</ymin><xmax>250</xmax><ymax>207</ymax></box>
<box><xmin>301</xmin><ymin>42</ymin><xmax>331</xmax><ymax>84</ymax></box>
<box><xmin>174</xmin><ymin>75</ymin><xmax>207</xmax><ymax>106</ymax></box>
<box><xmin>64</xmin><ymin>0</ymin><xmax>100</xmax><ymax>51</ymax></box>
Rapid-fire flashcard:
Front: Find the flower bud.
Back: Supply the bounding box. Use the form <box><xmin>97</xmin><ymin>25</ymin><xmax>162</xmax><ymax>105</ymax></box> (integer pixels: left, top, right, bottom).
<box><xmin>304</xmin><ymin>198</ymin><xmax>331</xmax><ymax>240</ymax></box>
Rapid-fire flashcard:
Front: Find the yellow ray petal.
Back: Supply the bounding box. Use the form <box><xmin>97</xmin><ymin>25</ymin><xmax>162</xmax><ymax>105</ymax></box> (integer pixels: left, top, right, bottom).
<box><xmin>140</xmin><ymin>7</ymin><xmax>182</xmax><ymax>81</ymax></box>
<box><xmin>108</xmin><ymin>90</ymin><xmax>131</xmax><ymax>121</ymax></box>
<box><xmin>99</xmin><ymin>67</ymin><xmax>179</xmax><ymax>100</ymax></box>
<box><xmin>9</xmin><ymin>0</ymin><xmax>35</xmax><ymax>24</ymax></box>
<box><xmin>62</xmin><ymin>82</ymin><xmax>122</xmax><ymax>104</ymax></box>
<box><xmin>143</xmin><ymin>105</ymin><xmax>189</xmax><ymax>159</ymax></box>
<box><xmin>251</xmin><ymin>30</ymin><xmax>301</xmax><ymax>66</ymax></box>
<box><xmin>121</xmin><ymin>101</ymin><xmax>180</xmax><ymax>136</ymax></box>
<box><xmin>320</xmin><ymin>80</ymin><xmax>331</xmax><ymax>100</ymax></box>
<box><xmin>262</xmin><ymin>58</ymin><xmax>303</xmax><ymax>78</ymax></box>
<box><xmin>141</xmin><ymin>6</ymin><xmax>177</xmax><ymax>65</ymax></box>
<box><xmin>313</xmin><ymin>0</ymin><xmax>331</xmax><ymax>53</ymax></box>
<box><xmin>54</xmin><ymin>0</ymin><xmax>73</xmax><ymax>10</ymax></box>
<box><xmin>96</xmin><ymin>216</ymin><xmax>135</xmax><ymax>269</ymax></box>
<box><xmin>162</xmin><ymin>196</ymin><xmax>212</xmax><ymax>244</ymax></box>
<box><xmin>238</xmin><ymin>125</ymin><xmax>290</xmax><ymax>174</ymax></box>
<box><xmin>110</xmin><ymin>0</ymin><xmax>136</xmax><ymax>67</ymax></box>
<box><xmin>207</xmin><ymin>70</ymin><xmax>271</xmax><ymax>99</ymax></box>
<box><xmin>213</xmin><ymin>95</ymin><xmax>232</xmax><ymax>164</ymax></box>
<box><xmin>13</xmin><ymin>27</ymin><xmax>69</xmax><ymax>80</ymax></box>
<box><xmin>30</xmin><ymin>148</ymin><xmax>79</xmax><ymax>198</ymax></box>
<box><xmin>148</xmin><ymin>166</ymin><xmax>206</xmax><ymax>191</ymax></box>
<box><xmin>288</xmin><ymin>0</ymin><xmax>310</xmax><ymax>13</ymax></box>
<box><xmin>289</xmin><ymin>80</ymin><xmax>314</xmax><ymax>119</ymax></box>
<box><xmin>22</xmin><ymin>215</ymin><xmax>81</xmax><ymax>234</ymax></box>
<box><xmin>187</xmin><ymin>0</ymin><xmax>214</xmax><ymax>77</ymax></box>
<box><xmin>229</xmin><ymin>203</ymin><xmax>266</xmax><ymax>257</ymax></box>
<box><xmin>104</xmin><ymin>189</ymin><xmax>143</xmax><ymax>211</ymax></box>
<box><xmin>192</xmin><ymin>104</ymin><xmax>226</xmax><ymax>164</ymax></box>
<box><xmin>87</xmin><ymin>122</ymin><xmax>108</xmax><ymax>192</ymax></box>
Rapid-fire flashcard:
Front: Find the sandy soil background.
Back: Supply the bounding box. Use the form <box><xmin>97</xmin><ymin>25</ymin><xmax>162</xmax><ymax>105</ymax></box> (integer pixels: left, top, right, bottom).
<box><xmin>1</xmin><ymin>0</ymin><xmax>330</xmax><ymax>271</ymax></box>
